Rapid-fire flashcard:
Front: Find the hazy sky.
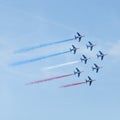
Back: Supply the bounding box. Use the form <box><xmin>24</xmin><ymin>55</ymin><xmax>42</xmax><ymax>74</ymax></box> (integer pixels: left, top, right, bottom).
<box><xmin>0</xmin><ymin>0</ymin><xmax>120</xmax><ymax>120</ymax></box>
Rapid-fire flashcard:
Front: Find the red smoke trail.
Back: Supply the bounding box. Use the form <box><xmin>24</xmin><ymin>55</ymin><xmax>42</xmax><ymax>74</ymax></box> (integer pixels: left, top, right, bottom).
<box><xmin>26</xmin><ymin>73</ymin><xmax>74</xmax><ymax>85</ymax></box>
<box><xmin>60</xmin><ymin>81</ymin><xmax>86</xmax><ymax>88</ymax></box>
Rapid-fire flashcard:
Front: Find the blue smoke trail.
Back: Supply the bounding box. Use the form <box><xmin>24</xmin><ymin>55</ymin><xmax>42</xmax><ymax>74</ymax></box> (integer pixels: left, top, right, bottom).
<box><xmin>11</xmin><ymin>50</ymin><xmax>70</xmax><ymax>66</ymax></box>
<box><xmin>15</xmin><ymin>38</ymin><xmax>74</xmax><ymax>53</ymax></box>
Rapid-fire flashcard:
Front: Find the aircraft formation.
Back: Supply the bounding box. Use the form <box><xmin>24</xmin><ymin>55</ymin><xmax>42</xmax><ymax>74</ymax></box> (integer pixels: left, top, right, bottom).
<box><xmin>63</xmin><ymin>33</ymin><xmax>107</xmax><ymax>87</ymax></box>
<box><xmin>13</xmin><ymin>32</ymin><xmax>107</xmax><ymax>88</ymax></box>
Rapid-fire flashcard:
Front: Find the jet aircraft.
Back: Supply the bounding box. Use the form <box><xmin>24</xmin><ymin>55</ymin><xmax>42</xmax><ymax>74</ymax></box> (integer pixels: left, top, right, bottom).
<box><xmin>74</xmin><ymin>32</ymin><xmax>84</xmax><ymax>42</ymax></box>
<box><xmin>92</xmin><ymin>63</ymin><xmax>102</xmax><ymax>73</ymax></box>
<box><xmin>86</xmin><ymin>76</ymin><xmax>95</xmax><ymax>86</ymax></box>
<box><xmin>74</xmin><ymin>67</ymin><xmax>84</xmax><ymax>77</ymax></box>
<box><xmin>70</xmin><ymin>45</ymin><xmax>79</xmax><ymax>54</ymax></box>
<box><xmin>80</xmin><ymin>55</ymin><xmax>90</xmax><ymax>64</ymax></box>
<box><xmin>97</xmin><ymin>51</ymin><xmax>107</xmax><ymax>60</ymax></box>
<box><xmin>86</xmin><ymin>41</ymin><xmax>96</xmax><ymax>51</ymax></box>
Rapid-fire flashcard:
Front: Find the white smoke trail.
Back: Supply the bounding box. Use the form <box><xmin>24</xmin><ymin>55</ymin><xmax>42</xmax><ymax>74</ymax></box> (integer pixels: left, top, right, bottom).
<box><xmin>43</xmin><ymin>60</ymin><xmax>79</xmax><ymax>70</ymax></box>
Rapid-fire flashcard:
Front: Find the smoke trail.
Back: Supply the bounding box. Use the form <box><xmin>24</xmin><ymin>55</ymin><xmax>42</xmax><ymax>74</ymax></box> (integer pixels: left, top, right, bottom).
<box><xmin>60</xmin><ymin>82</ymin><xmax>86</xmax><ymax>88</ymax></box>
<box><xmin>15</xmin><ymin>38</ymin><xmax>74</xmax><ymax>53</ymax></box>
<box><xmin>11</xmin><ymin>50</ymin><xmax>70</xmax><ymax>66</ymax></box>
<box><xmin>26</xmin><ymin>73</ymin><xmax>74</xmax><ymax>85</ymax></box>
<box><xmin>43</xmin><ymin>60</ymin><xmax>79</xmax><ymax>70</ymax></box>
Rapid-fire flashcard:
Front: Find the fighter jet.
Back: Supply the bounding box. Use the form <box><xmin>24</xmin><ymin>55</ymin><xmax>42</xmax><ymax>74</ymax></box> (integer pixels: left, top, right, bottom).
<box><xmin>97</xmin><ymin>51</ymin><xmax>107</xmax><ymax>60</ymax></box>
<box><xmin>74</xmin><ymin>67</ymin><xmax>84</xmax><ymax>77</ymax></box>
<box><xmin>70</xmin><ymin>45</ymin><xmax>79</xmax><ymax>54</ymax></box>
<box><xmin>86</xmin><ymin>41</ymin><xmax>96</xmax><ymax>51</ymax></box>
<box><xmin>86</xmin><ymin>76</ymin><xmax>95</xmax><ymax>86</ymax></box>
<box><xmin>80</xmin><ymin>54</ymin><xmax>90</xmax><ymax>64</ymax></box>
<box><xmin>74</xmin><ymin>32</ymin><xmax>84</xmax><ymax>42</ymax></box>
<box><xmin>92</xmin><ymin>63</ymin><xmax>102</xmax><ymax>73</ymax></box>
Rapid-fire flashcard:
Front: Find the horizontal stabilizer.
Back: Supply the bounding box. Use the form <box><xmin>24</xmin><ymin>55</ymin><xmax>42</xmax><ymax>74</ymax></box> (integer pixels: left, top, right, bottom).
<box><xmin>97</xmin><ymin>54</ymin><xmax>100</xmax><ymax>58</ymax></box>
<box><xmin>92</xmin><ymin>67</ymin><xmax>95</xmax><ymax>71</ymax></box>
<box><xmin>86</xmin><ymin>45</ymin><xmax>89</xmax><ymax>49</ymax></box>
<box><xmin>74</xmin><ymin>35</ymin><xmax>77</xmax><ymax>39</ymax></box>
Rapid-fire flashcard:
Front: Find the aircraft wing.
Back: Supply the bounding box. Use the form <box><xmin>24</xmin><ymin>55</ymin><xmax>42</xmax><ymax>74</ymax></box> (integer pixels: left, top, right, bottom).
<box><xmin>90</xmin><ymin>46</ymin><xmax>93</xmax><ymax>51</ymax></box>
<box><xmin>74</xmin><ymin>49</ymin><xmax>76</xmax><ymax>54</ymax></box>
<box><xmin>72</xmin><ymin>45</ymin><xmax>76</xmax><ymax>49</ymax></box>
<box><xmin>76</xmin><ymin>68</ymin><xmax>80</xmax><ymax>72</ymax></box>
<box><xmin>82</xmin><ymin>54</ymin><xmax>86</xmax><ymax>59</ymax></box>
<box><xmin>101</xmin><ymin>56</ymin><xmax>104</xmax><ymax>60</ymax></box>
<box><xmin>94</xmin><ymin>63</ymin><xmax>98</xmax><ymax>68</ymax></box>
<box><xmin>99</xmin><ymin>51</ymin><xmax>103</xmax><ymax>55</ymax></box>
<box><xmin>79</xmin><ymin>38</ymin><xmax>81</xmax><ymax>42</ymax></box>
<box><xmin>89</xmin><ymin>81</ymin><xmax>92</xmax><ymax>86</ymax></box>
<box><xmin>77</xmin><ymin>32</ymin><xmax>80</xmax><ymax>36</ymax></box>
<box><xmin>96</xmin><ymin>68</ymin><xmax>99</xmax><ymax>73</ymax></box>
<box><xmin>78</xmin><ymin>73</ymin><xmax>80</xmax><ymax>77</ymax></box>
<box><xmin>88</xmin><ymin>76</ymin><xmax>92</xmax><ymax>80</ymax></box>
<box><xmin>88</xmin><ymin>41</ymin><xmax>92</xmax><ymax>45</ymax></box>
<box><xmin>85</xmin><ymin>59</ymin><xmax>87</xmax><ymax>64</ymax></box>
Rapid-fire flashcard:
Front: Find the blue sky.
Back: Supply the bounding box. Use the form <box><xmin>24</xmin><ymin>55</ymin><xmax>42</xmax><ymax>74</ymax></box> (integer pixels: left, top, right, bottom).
<box><xmin>0</xmin><ymin>0</ymin><xmax>120</xmax><ymax>120</ymax></box>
